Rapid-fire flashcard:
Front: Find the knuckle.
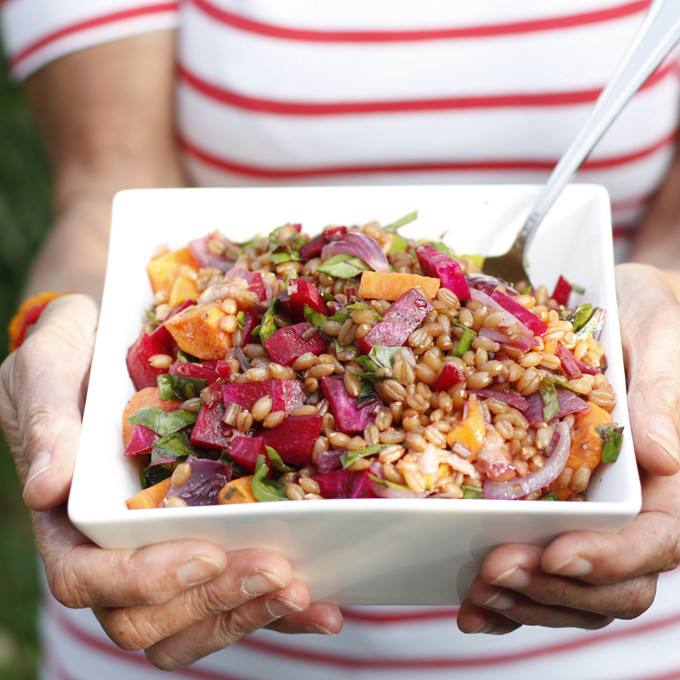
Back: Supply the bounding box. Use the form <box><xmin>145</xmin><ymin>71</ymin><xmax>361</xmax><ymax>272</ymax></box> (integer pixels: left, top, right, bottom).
<box><xmin>213</xmin><ymin>608</ymin><xmax>263</xmax><ymax>646</ymax></box>
<box><xmin>47</xmin><ymin>554</ymin><xmax>87</xmax><ymax>609</ymax></box>
<box><xmin>610</xmin><ymin>578</ymin><xmax>657</xmax><ymax>620</ymax></box>
<box><xmin>98</xmin><ymin>609</ymin><xmax>156</xmax><ymax>652</ymax></box>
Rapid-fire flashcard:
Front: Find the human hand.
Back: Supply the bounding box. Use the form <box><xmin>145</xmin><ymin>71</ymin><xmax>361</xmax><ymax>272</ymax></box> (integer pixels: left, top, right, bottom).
<box><xmin>457</xmin><ymin>263</ymin><xmax>680</xmax><ymax>634</ymax></box>
<box><xmin>0</xmin><ymin>294</ymin><xmax>342</xmax><ymax>669</ymax></box>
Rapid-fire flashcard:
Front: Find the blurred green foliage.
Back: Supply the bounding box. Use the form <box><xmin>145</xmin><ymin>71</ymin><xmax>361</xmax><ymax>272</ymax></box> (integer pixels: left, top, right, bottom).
<box><xmin>0</xmin><ymin>42</ymin><xmax>52</xmax><ymax>680</ymax></box>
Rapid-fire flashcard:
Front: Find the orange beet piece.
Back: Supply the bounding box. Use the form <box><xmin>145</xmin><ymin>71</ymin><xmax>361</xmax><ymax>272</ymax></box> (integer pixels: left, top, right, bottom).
<box><xmin>146</xmin><ymin>246</ymin><xmax>201</xmax><ymax>295</ymax></box>
<box><xmin>358</xmin><ymin>271</ymin><xmax>440</xmax><ymax>301</ymax></box>
<box><xmin>125</xmin><ymin>477</ymin><xmax>172</xmax><ymax>509</ymax></box>
<box><xmin>164</xmin><ymin>302</ymin><xmax>232</xmax><ymax>360</ymax></box>
<box><xmin>217</xmin><ymin>476</ymin><xmax>257</xmax><ymax>504</ymax></box>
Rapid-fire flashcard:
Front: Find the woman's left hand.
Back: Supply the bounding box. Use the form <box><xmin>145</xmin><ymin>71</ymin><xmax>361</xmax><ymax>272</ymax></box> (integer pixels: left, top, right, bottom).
<box><xmin>457</xmin><ymin>263</ymin><xmax>680</xmax><ymax>634</ymax></box>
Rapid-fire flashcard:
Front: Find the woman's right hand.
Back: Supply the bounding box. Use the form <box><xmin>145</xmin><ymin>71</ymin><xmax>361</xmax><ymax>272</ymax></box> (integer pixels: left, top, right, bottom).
<box><xmin>0</xmin><ymin>294</ymin><xmax>342</xmax><ymax>670</ymax></box>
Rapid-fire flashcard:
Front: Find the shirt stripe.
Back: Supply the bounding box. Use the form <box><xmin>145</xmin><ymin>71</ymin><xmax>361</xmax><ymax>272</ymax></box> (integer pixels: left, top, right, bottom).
<box><xmin>189</xmin><ymin>0</ymin><xmax>651</xmax><ymax>42</ymax></box>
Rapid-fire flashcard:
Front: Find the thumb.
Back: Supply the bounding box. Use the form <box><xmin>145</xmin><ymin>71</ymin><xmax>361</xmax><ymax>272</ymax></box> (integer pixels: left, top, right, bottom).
<box><xmin>1</xmin><ymin>294</ymin><xmax>99</xmax><ymax>510</ymax></box>
<box><xmin>616</xmin><ymin>263</ymin><xmax>680</xmax><ymax>475</ymax></box>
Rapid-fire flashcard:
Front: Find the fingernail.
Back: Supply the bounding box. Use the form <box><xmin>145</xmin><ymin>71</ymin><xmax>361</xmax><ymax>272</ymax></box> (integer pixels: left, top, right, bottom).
<box><xmin>23</xmin><ymin>451</ymin><xmax>52</xmax><ymax>492</ymax></box>
<box><xmin>266</xmin><ymin>597</ymin><xmax>303</xmax><ymax>618</ymax></box>
<box><xmin>491</xmin><ymin>566</ymin><xmax>530</xmax><ymax>589</ymax></box>
<box><xmin>469</xmin><ymin>621</ymin><xmax>498</xmax><ymax>635</ymax></box>
<box><xmin>482</xmin><ymin>589</ymin><xmax>515</xmax><ymax>610</ymax></box>
<box><xmin>308</xmin><ymin>623</ymin><xmax>337</xmax><ymax>636</ymax></box>
<box><xmin>647</xmin><ymin>416</ymin><xmax>680</xmax><ymax>465</ymax></box>
<box><xmin>549</xmin><ymin>555</ymin><xmax>592</xmax><ymax>577</ymax></box>
<box><xmin>242</xmin><ymin>571</ymin><xmax>287</xmax><ymax>597</ymax></box>
<box><xmin>177</xmin><ymin>555</ymin><xmax>224</xmax><ymax>587</ymax></box>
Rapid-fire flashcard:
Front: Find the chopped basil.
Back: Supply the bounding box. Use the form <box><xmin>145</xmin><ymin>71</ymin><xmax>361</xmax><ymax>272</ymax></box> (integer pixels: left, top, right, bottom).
<box><xmin>539</xmin><ymin>491</ymin><xmax>561</xmax><ymax>501</ymax></box>
<box><xmin>157</xmin><ymin>373</ymin><xmax>207</xmax><ymax>400</ymax></box>
<box><xmin>238</xmin><ymin>233</ymin><xmax>263</xmax><ymax>250</ymax></box>
<box><xmin>538</xmin><ymin>376</ymin><xmax>560</xmax><ymax>422</ymax></box>
<box><xmin>369</xmin><ymin>345</ymin><xmax>400</xmax><ymax>368</ymax></box>
<box><xmin>151</xmin><ymin>431</ymin><xmax>196</xmax><ymax>463</ymax></box>
<box><xmin>140</xmin><ymin>464</ymin><xmax>172</xmax><ymax>489</ymax></box>
<box><xmin>270</xmin><ymin>249</ymin><xmax>301</xmax><ymax>264</ymax></box>
<box><xmin>341</xmin><ymin>444</ymin><xmax>387</xmax><ymax>468</ymax></box>
<box><xmin>251</xmin><ymin>455</ymin><xmax>288</xmax><ymax>502</ymax></box>
<box><xmin>462</xmin><ymin>485</ymin><xmax>484</xmax><ymax>499</ymax></box>
<box><xmin>383</xmin><ymin>210</ymin><xmax>418</xmax><ymax>233</ymax></box>
<box><xmin>389</xmin><ymin>233</ymin><xmax>409</xmax><ymax>254</ymax></box>
<box><xmin>303</xmin><ymin>304</ymin><xmax>329</xmax><ymax>329</ymax></box>
<box><xmin>367</xmin><ymin>473</ymin><xmax>410</xmax><ymax>491</ymax></box>
<box><xmin>317</xmin><ymin>254</ymin><xmax>371</xmax><ymax>279</ymax></box>
<box><xmin>128</xmin><ymin>405</ymin><xmax>197</xmax><ymax>436</ymax></box>
<box><xmin>265</xmin><ymin>445</ymin><xmax>296</xmax><ymax>473</ymax></box>
<box><xmin>255</xmin><ymin>298</ymin><xmax>278</xmax><ymax>342</ymax></box>
<box><xmin>357</xmin><ymin>376</ymin><xmax>379</xmax><ymax>407</ymax></box>
<box><xmin>596</xmin><ymin>424</ymin><xmax>624</xmax><ymax>463</ymax></box>
<box><xmin>452</xmin><ymin>326</ymin><xmax>477</xmax><ymax>358</ymax></box>
<box><xmin>565</xmin><ymin>303</ymin><xmax>594</xmax><ymax>332</ymax></box>
<box><xmin>236</xmin><ymin>310</ymin><xmax>245</xmax><ymax>329</ymax></box>
<box><xmin>574</xmin><ymin>307</ymin><xmax>606</xmax><ymax>341</ymax></box>
<box><xmin>344</xmin><ymin>299</ymin><xmax>384</xmax><ymax>321</ymax></box>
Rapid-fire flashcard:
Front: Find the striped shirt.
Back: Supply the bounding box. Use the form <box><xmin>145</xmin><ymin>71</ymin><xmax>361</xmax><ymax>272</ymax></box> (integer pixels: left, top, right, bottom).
<box><xmin>4</xmin><ymin>2</ymin><xmax>680</xmax><ymax>679</ymax></box>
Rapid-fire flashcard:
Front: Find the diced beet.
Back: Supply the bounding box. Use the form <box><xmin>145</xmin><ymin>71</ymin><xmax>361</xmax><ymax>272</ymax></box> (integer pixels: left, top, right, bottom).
<box><xmin>288</xmin><ymin>278</ymin><xmax>328</xmax><ymax>319</ymax></box>
<box><xmin>299</xmin><ymin>236</ymin><xmax>324</xmax><ymax>260</ymax></box>
<box><xmin>552</xmin><ymin>274</ymin><xmax>572</xmax><ymax>306</ymax></box>
<box><xmin>190</xmin><ymin>402</ymin><xmax>235</xmax><ymax>449</ymax></box>
<box><xmin>260</xmin><ymin>414</ymin><xmax>323</xmax><ymax>467</ymax></box>
<box><xmin>314</xmin><ymin>468</ymin><xmax>373</xmax><ymax>499</ymax></box>
<box><xmin>415</xmin><ymin>244</ymin><xmax>471</xmax><ymax>301</ymax></box>
<box><xmin>356</xmin><ymin>289</ymin><xmax>433</xmax><ymax>354</ymax></box>
<box><xmin>228</xmin><ymin>436</ymin><xmax>266</xmax><ymax>473</ymax></box>
<box><xmin>314</xmin><ymin>448</ymin><xmax>344</xmax><ymax>474</ymax></box>
<box><xmin>169</xmin><ymin>360</ymin><xmax>219</xmax><ymax>382</ymax></box>
<box><xmin>321</xmin><ymin>376</ymin><xmax>376</xmax><ymax>434</ymax></box>
<box><xmin>275</xmin><ymin>290</ymin><xmax>294</xmax><ymax>319</ymax></box>
<box><xmin>215</xmin><ymin>360</ymin><xmax>232</xmax><ymax>379</ymax></box>
<box><xmin>263</xmin><ymin>322</ymin><xmax>329</xmax><ymax>366</ymax></box>
<box><xmin>126</xmin><ymin>332</ymin><xmax>173</xmax><ymax>390</ymax></box>
<box><xmin>166</xmin><ymin>456</ymin><xmax>232</xmax><ymax>506</ymax></box>
<box><xmin>221</xmin><ymin>379</ymin><xmax>305</xmax><ymax>414</ymax></box>
<box><xmin>433</xmin><ymin>362</ymin><xmax>466</xmax><ymax>392</ymax></box>
<box><xmin>250</xmin><ymin>272</ymin><xmax>269</xmax><ymax>301</ymax></box>
<box><xmin>124</xmin><ymin>425</ymin><xmax>159</xmax><ymax>456</ymax></box>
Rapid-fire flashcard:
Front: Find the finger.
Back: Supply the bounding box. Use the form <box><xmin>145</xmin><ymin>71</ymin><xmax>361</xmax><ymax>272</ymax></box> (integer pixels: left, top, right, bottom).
<box><xmin>1</xmin><ymin>294</ymin><xmax>99</xmax><ymax>510</ymax></box>
<box><xmin>267</xmin><ymin>601</ymin><xmax>344</xmax><ymax>636</ymax></box>
<box><xmin>36</xmin><ymin>509</ymin><xmax>233</xmax><ymax>610</ymax></box>
<box><xmin>456</xmin><ymin>600</ymin><xmax>520</xmax><ymax>636</ymax></box>
<box><xmin>144</xmin><ymin>579</ymin><xmax>312</xmax><ymax>671</ymax></box>
<box><xmin>466</xmin><ymin>573</ymin><xmax>616</xmax><ymax>630</ymax></box>
<box><xmin>616</xmin><ymin>263</ymin><xmax>680</xmax><ymax>475</ymax></box>
<box><xmin>478</xmin><ymin>543</ymin><xmax>657</xmax><ymax>622</ymax></box>
<box><xmin>95</xmin><ymin>548</ymin><xmax>297</xmax><ymax>650</ymax></box>
<box><xmin>543</xmin><ymin>509</ymin><xmax>680</xmax><ymax>584</ymax></box>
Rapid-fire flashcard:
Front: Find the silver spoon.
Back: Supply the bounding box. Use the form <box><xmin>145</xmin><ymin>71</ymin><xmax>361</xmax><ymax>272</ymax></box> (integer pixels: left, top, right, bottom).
<box><xmin>481</xmin><ymin>0</ymin><xmax>680</xmax><ymax>286</ymax></box>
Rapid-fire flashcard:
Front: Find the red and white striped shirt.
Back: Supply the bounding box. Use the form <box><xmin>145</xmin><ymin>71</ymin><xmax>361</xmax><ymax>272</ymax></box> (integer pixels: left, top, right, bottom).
<box><xmin>4</xmin><ymin>2</ymin><xmax>680</xmax><ymax>679</ymax></box>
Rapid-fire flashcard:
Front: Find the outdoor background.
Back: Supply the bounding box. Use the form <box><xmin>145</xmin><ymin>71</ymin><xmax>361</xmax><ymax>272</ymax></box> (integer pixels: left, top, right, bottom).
<box><xmin>0</xmin><ymin>40</ymin><xmax>52</xmax><ymax>680</ymax></box>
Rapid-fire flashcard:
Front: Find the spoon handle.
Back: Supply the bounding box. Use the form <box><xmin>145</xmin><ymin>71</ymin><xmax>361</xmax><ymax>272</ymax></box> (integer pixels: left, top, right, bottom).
<box><xmin>515</xmin><ymin>0</ymin><xmax>680</xmax><ymax>258</ymax></box>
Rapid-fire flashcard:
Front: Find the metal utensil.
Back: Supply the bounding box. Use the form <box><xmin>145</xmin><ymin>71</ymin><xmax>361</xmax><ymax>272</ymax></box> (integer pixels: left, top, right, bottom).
<box><xmin>481</xmin><ymin>0</ymin><xmax>680</xmax><ymax>286</ymax></box>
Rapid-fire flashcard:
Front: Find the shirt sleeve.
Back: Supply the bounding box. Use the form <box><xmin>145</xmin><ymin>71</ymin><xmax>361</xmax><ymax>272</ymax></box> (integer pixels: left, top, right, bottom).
<box><xmin>0</xmin><ymin>0</ymin><xmax>179</xmax><ymax>80</ymax></box>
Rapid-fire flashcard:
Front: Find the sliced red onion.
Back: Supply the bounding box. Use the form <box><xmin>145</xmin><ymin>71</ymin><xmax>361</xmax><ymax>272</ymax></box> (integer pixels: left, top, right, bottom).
<box><xmin>470</xmin><ymin>288</ymin><xmax>537</xmax><ymax>349</ymax></box>
<box><xmin>441</xmin><ymin>450</ymin><xmax>481</xmax><ymax>481</ymax></box>
<box><xmin>490</xmin><ymin>289</ymin><xmax>548</xmax><ymax>336</ymax></box>
<box><xmin>417</xmin><ymin>444</ymin><xmax>441</xmax><ymax>479</ymax></box>
<box><xmin>469</xmin><ymin>389</ymin><xmax>529</xmax><ymax>411</ymax></box>
<box><xmin>321</xmin><ymin>232</ymin><xmax>390</xmax><ymax>272</ymax></box>
<box><xmin>370</xmin><ymin>481</ymin><xmax>429</xmax><ymax>499</ymax></box>
<box><xmin>198</xmin><ymin>276</ymin><xmax>250</xmax><ymax>304</ymax></box>
<box><xmin>524</xmin><ymin>389</ymin><xmax>591</xmax><ymax>425</ymax></box>
<box><xmin>556</xmin><ymin>343</ymin><xmax>601</xmax><ymax>377</ymax></box>
<box><xmin>483</xmin><ymin>421</ymin><xmax>570</xmax><ymax>500</ymax></box>
<box><xmin>478</xmin><ymin>327</ymin><xmax>534</xmax><ymax>352</ymax></box>
<box><xmin>189</xmin><ymin>232</ymin><xmax>236</xmax><ymax>273</ymax></box>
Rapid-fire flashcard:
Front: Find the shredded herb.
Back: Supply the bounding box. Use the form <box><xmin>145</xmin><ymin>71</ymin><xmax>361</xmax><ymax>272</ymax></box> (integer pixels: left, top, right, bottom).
<box><xmin>128</xmin><ymin>405</ymin><xmax>197</xmax><ymax>436</ymax></box>
<box><xmin>341</xmin><ymin>444</ymin><xmax>388</xmax><ymax>468</ymax></box>
<box><xmin>140</xmin><ymin>464</ymin><xmax>172</xmax><ymax>489</ymax></box>
<box><xmin>596</xmin><ymin>424</ymin><xmax>624</xmax><ymax>463</ymax></box>
<box><xmin>151</xmin><ymin>431</ymin><xmax>196</xmax><ymax>463</ymax></box>
<box><xmin>453</xmin><ymin>326</ymin><xmax>477</xmax><ymax>358</ymax></box>
<box><xmin>539</xmin><ymin>491</ymin><xmax>561</xmax><ymax>501</ymax></box>
<box><xmin>157</xmin><ymin>373</ymin><xmax>207</xmax><ymax>400</ymax></box>
<box><xmin>254</xmin><ymin>299</ymin><xmax>278</xmax><ymax>342</ymax></box>
<box><xmin>264</xmin><ymin>445</ymin><xmax>296</xmax><ymax>473</ymax></box>
<box><xmin>462</xmin><ymin>485</ymin><xmax>484</xmax><ymax>499</ymax></box>
<box><xmin>565</xmin><ymin>303</ymin><xmax>594</xmax><ymax>332</ymax></box>
<box><xmin>367</xmin><ymin>473</ymin><xmax>411</xmax><ymax>491</ymax></box>
<box><xmin>383</xmin><ymin>210</ymin><xmax>418</xmax><ymax>233</ymax></box>
<box><xmin>538</xmin><ymin>376</ymin><xmax>560</xmax><ymax>422</ymax></box>
<box><xmin>317</xmin><ymin>254</ymin><xmax>371</xmax><ymax>279</ymax></box>
<box><xmin>303</xmin><ymin>304</ymin><xmax>329</xmax><ymax>329</ymax></box>
<box><xmin>251</xmin><ymin>455</ymin><xmax>288</xmax><ymax>501</ymax></box>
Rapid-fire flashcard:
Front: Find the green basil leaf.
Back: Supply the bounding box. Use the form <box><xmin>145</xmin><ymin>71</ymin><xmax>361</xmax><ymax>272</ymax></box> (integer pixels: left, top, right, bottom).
<box><xmin>151</xmin><ymin>431</ymin><xmax>196</xmax><ymax>463</ymax></box>
<box><xmin>256</xmin><ymin>299</ymin><xmax>279</xmax><ymax>342</ymax></box>
<box><xmin>596</xmin><ymin>424</ymin><xmax>624</xmax><ymax>463</ymax></box>
<box><xmin>341</xmin><ymin>445</ymin><xmax>387</xmax><ymax>468</ymax></box>
<box><xmin>317</xmin><ymin>254</ymin><xmax>371</xmax><ymax>279</ymax></box>
<box><xmin>369</xmin><ymin>345</ymin><xmax>400</xmax><ymax>368</ymax></box>
<box><xmin>303</xmin><ymin>304</ymin><xmax>329</xmax><ymax>329</ymax></box>
<box><xmin>264</xmin><ymin>445</ymin><xmax>296</xmax><ymax>473</ymax></box>
<box><xmin>462</xmin><ymin>485</ymin><xmax>484</xmax><ymax>499</ymax></box>
<box><xmin>128</xmin><ymin>406</ymin><xmax>197</xmax><ymax>436</ymax></box>
<box><xmin>383</xmin><ymin>210</ymin><xmax>418</xmax><ymax>233</ymax></box>
<box><xmin>538</xmin><ymin>377</ymin><xmax>560</xmax><ymax>422</ymax></box>
<box><xmin>251</xmin><ymin>455</ymin><xmax>288</xmax><ymax>502</ymax></box>
<box><xmin>452</xmin><ymin>326</ymin><xmax>477</xmax><ymax>358</ymax></box>
<box><xmin>367</xmin><ymin>473</ymin><xmax>410</xmax><ymax>491</ymax></box>
<box><xmin>157</xmin><ymin>373</ymin><xmax>207</xmax><ymax>400</ymax></box>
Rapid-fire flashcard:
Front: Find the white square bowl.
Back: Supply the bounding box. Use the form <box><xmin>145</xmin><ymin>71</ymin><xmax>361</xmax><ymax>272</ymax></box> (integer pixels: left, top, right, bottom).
<box><xmin>68</xmin><ymin>184</ymin><xmax>640</xmax><ymax>605</ymax></box>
